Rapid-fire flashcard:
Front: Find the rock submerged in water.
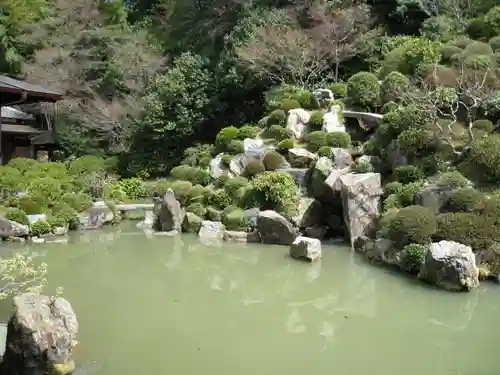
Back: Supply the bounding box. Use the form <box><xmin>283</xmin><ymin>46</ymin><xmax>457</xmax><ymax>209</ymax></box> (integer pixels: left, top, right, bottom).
<box><xmin>290</xmin><ymin>236</ymin><xmax>322</xmax><ymax>262</ymax></box>
<box><xmin>198</xmin><ymin>220</ymin><xmax>225</xmax><ymax>246</ymax></box>
<box><xmin>154</xmin><ymin>189</ymin><xmax>185</xmax><ymax>232</ymax></box>
<box><xmin>257</xmin><ymin>210</ymin><xmax>297</xmax><ymax>245</ymax></box>
<box><xmin>0</xmin><ymin>293</ymin><xmax>78</xmax><ymax>375</ymax></box>
<box><xmin>0</xmin><ymin>218</ymin><xmax>29</xmax><ymax>239</ymax></box>
<box><xmin>419</xmin><ymin>241</ymin><xmax>479</xmax><ymax>292</ymax></box>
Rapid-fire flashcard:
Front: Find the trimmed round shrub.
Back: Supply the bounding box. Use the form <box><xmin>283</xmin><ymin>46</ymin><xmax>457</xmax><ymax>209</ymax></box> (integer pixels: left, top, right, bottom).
<box><xmin>422</xmin><ymin>64</ymin><xmax>458</xmax><ymax>88</ymax></box>
<box><xmin>150</xmin><ymin>180</ymin><xmax>172</xmax><ymax>197</ymax></box>
<box><xmin>396</xmin><ymin>127</ymin><xmax>439</xmax><ymax>160</ymax></box>
<box><xmin>326</xmin><ymin>132</ymin><xmax>351</xmax><ymax>148</ymax></box>
<box><xmin>387</xmin><ymin>205</ymin><xmax>437</xmax><ymax>247</ymax></box>
<box><xmin>395</xmin><ymin>181</ymin><xmax>423</xmax><ymax>207</ymax></box>
<box><xmin>490</xmin><ymin>36</ymin><xmax>500</xmax><ymax>51</ymax></box>
<box><xmin>280</xmin><ymin>99</ymin><xmax>301</xmax><ymax>112</ymax></box>
<box><xmin>295</xmin><ymin>91</ymin><xmax>315</xmax><ymax>110</ymax></box>
<box><xmin>225</xmin><ymin>176</ymin><xmax>249</xmax><ymax>200</ymax></box>
<box><xmin>68</xmin><ymin>155</ymin><xmax>105</xmax><ymax>178</ymax></box>
<box><xmin>186</xmin><ymin>184</ymin><xmax>210</xmax><ymax>204</ymax></box>
<box><xmin>215</xmin><ymin>126</ymin><xmax>239</xmax><ymax>150</ymax></box>
<box><xmin>207</xmin><ymin>206</ymin><xmax>222</xmax><ymax>221</ymax></box>
<box><xmin>440</xmin><ymin>44</ymin><xmax>462</xmax><ymax>63</ymax></box>
<box><xmin>466</xmin><ymin>17</ymin><xmax>495</xmax><ymax>40</ymax></box>
<box><xmin>461</xmin><ymin>41</ymin><xmax>494</xmax><ymax>58</ymax></box>
<box><xmin>420</xmin><ymin>15</ymin><xmax>456</xmax><ymax>42</ymax></box>
<box><xmin>0</xmin><ymin>166</ymin><xmax>24</xmax><ymax>194</ymax></box>
<box><xmin>317</xmin><ymin>146</ymin><xmax>332</xmax><ymax>158</ymax></box>
<box><xmin>263</xmin><ymin>151</ymin><xmax>286</xmax><ymax>171</ymax></box>
<box><xmin>463</xmin><ymin>54</ymin><xmax>494</xmax><ymax>70</ymax></box>
<box><xmin>451</xmin><ymin>36</ymin><xmax>474</xmax><ymax>49</ymax></box>
<box><xmin>329</xmin><ymin>82</ymin><xmax>347</xmax><ymax>98</ymax></box>
<box><xmin>181</xmin><ymin>144</ymin><xmax>214</xmax><ymax>167</ymax></box>
<box><xmin>27</xmin><ymin>177</ymin><xmax>63</xmax><ymax>207</ymax></box>
<box><xmin>236</xmin><ymin>125</ymin><xmax>260</xmax><ymax>140</ymax></box>
<box><xmin>384</xmin><ymin>181</ymin><xmax>403</xmax><ymax>196</ymax></box>
<box><xmin>227</xmin><ymin>140</ymin><xmax>244</xmax><ymax>154</ymax></box>
<box><xmin>244</xmin><ymin>159</ymin><xmax>266</xmax><ymax>177</ymax></box>
<box><xmin>51</xmin><ymin>204</ymin><xmax>80</xmax><ymax>230</ymax></box>
<box><xmin>214</xmin><ymin>175</ymin><xmax>230</xmax><ymax>189</ymax></box>
<box><xmin>485</xmin><ymin>6</ymin><xmax>500</xmax><ymax>36</ymax></box>
<box><xmin>436</xmin><ymin>171</ymin><xmax>471</xmax><ymax>189</ymax></box>
<box><xmin>466</xmin><ymin>134</ymin><xmax>500</xmax><ymax>183</ymax></box>
<box><xmin>170</xmin><ymin>166</ymin><xmax>210</xmax><ymax>185</ymax></box>
<box><xmin>103</xmin><ymin>183</ymin><xmax>128</xmax><ymax>202</ymax></box>
<box><xmin>6</xmin><ymin>157</ymin><xmax>38</xmax><ymax>174</ymax></box>
<box><xmin>277</xmin><ymin>139</ymin><xmax>295</xmax><ymax>152</ymax></box>
<box><xmin>208</xmin><ymin>189</ymin><xmax>232</xmax><ymax>210</ymax></box>
<box><xmin>400</xmin><ymin>244</ymin><xmax>428</xmax><ymax>275</ymax></box>
<box><xmin>267</xmin><ymin>109</ymin><xmax>286</xmax><ymax>126</ymax></box>
<box><xmin>444</xmin><ymin>188</ymin><xmax>485</xmax><ymax>212</ymax></box>
<box><xmin>308</xmin><ymin>111</ymin><xmax>324</xmax><ymax>131</ymax></box>
<box><xmin>170</xmin><ymin>180</ymin><xmax>193</xmax><ymax>205</ymax></box>
<box><xmin>30</xmin><ymin>220</ymin><xmax>52</xmax><ymax>237</ymax></box>
<box><xmin>47</xmin><ymin>216</ymin><xmax>67</xmax><ymax>230</ymax></box>
<box><xmin>62</xmin><ymin>192</ymin><xmax>93</xmax><ymax>212</ymax></box>
<box><xmin>306</xmin><ymin>131</ymin><xmax>328</xmax><ymax>152</ymax></box>
<box><xmin>393</xmin><ymin>165</ymin><xmax>424</xmax><ymax>184</ymax></box>
<box><xmin>170</xmin><ymin>165</ymin><xmax>194</xmax><ymax>181</ymax></box>
<box><xmin>186</xmin><ymin>202</ymin><xmax>207</xmax><ymax>218</ymax></box>
<box><xmin>381</xmin><ymin>72</ymin><xmax>410</xmax><ymax>103</ymax></box>
<box><xmin>347</xmin><ymin>72</ymin><xmax>380</xmax><ymax>108</ymax></box>
<box><xmin>221</xmin><ymin>154</ymin><xmax>233</xmax><ymax>167</ymax></box>
<box><xmin>4</xmin><ymin>208</ymin><xmax>29</xmax><ymax>226</ymax></box>
<box><xmin>351</xmin><ymin>161</ymin><xmax>374</xmax><ymax>174</ymax></box>
<box><xmin>473</xmin><ymin>119</ymin><xmax>494</xmax><ymax>133</ymax></box>
<box><xmin>435</xmin><ymin>212</ymin><xmax>498</xmax><ymax>251</ymax></box>
<box><xmin>269</xmin><ymin>125</ymin><xmax>292</xmax><ymax>141</ymax></box>
<box><xmin>222</xmin><ymin>208</ymin><xmax>247</xmax><ymax>230</ymax></box>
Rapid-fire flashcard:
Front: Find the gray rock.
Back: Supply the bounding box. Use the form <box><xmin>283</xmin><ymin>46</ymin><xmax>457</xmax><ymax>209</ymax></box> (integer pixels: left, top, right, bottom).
<box><xmin>209</xmin><ymin>153</ymin><xmax>227</xmax><ymax>179</ymax></box>
<box><xmin>313</xmin><ymin>89</ymin><xmax>334</xmax><ymax>108</ymax></box>
<box><xmin>292</xmin><ymin>198</ymin><xmax>322</xmax><ymax>228</ymax></box>
<box><xmin>290</xmin><ymin>236</ymin><xmax>322</xmax><ymax>262</ymax></box>
<box><xmin>0</xmin><ymin>218</ymin><xmax>29</xmax><ymax>238</ymax></box>
<box><xmin>286</xmin><ymin>108</ymin><xmax>311</xmax><ymax>140</ymax></box>
<box><xmin>331</xmin><ymin>148</ymin><xmax>353</xmax><ymax>169</ymax></box>
<box><xmin>137</xmin><ymin>210</ymin><xmax>155</xmax><ymax>230</ymax></box>
<box><xmin>387</xmin><ymin>139</ymin><xmax>407</xmax><ymax>168</ymax></box>
<box><xmin>229</xmin><ymin>154</ymin><xmax>247</xmax><ymax>176</ymax></box>
<box><xmin>31</xmin><ymin>237</ymin><xmax>45</xmax><ymax>244</ymax></box>
<box><xmin>153</xmin><ymin>189</ymin><xmax>185</xmax><ymax>232</ymax></box>
<box><xmin>278</xmin><ymin>168</ymin><xmax>308</xmax><ymax>193</ymax></box>
<box><xmin>222</xmin><ymin>231</ymin><xmax>248</xmax><ymax>242</ymax></box>
<box><xmin>79</xmin><ymin>202</ymin><xmax>114</xmax><ymax>230</ymax></box>
<box><xmin>243</xmin><ymin>208</ymin><xmax>260</xmax><ymax>229</ymax></box>
<box><xmin>340</xmin><ymin>172</ymin><xmax>383</xmax><ymax>244</ymax></box>
<box><xmin>419</xmin><ymin>241</ymin><xmax>479</xmax><ymax>292</ymax></box>
<box><xmin>308</xmin><ymin>157</ymin><xmax>334</xmax><ymax>199</ymax></box>
<box><xmin>0</xmin><ymin>323</ymin><xmax>6</xmax><ymax>359</ymax></box>
<box><xmin>244</xmin><ymin>138</ymin><xmax>269</xmax><ymax>160</ymax></box>
<box><xmin>257</xmin><ymin>210</ymin><xmax>297</xmax><ymax>245</ymax></box>
<box><xmin>324</xmin><ymin>167</ymin><xmax>350</xmax><ymax>194</ymax></box>
<box><xmin>322</xmin><ymin>105</ymin><xmax>345</xmax><ymax>132</ymax></box>
<box><xmin>0</xmin><ymin>293</ymin><xmax>78</xmax><ymax>375</ymax></box>
<box><xmin>182</xmin><ymin>212</ymin><xmax>203</xmax><ymax>233</ymax></box>
<box><xmin>198</xmin><ymin>221</ymin><xmax>225</xmax><ymax>246</ymax></box>
<box><xmin>53</xmin><ymin>226</ymin><xmax>69</xmax><ymax>236</ymax></box>
<box><xmin>27</xmin><ymin>214</ymin><xmax>47</xmax><ymax>225</ymax></box>
<box><xmin>304</xmin><ymin>225</ymin><xmax>328</xmax><ymax>240</ymax></box>
<box><xmin>415</xmin><ymin>184</ymin><xmax>454</xmax><ymax>214</ymax></box>
<box><xmin>288</xmin><ymin>148</ymin><xmax>316</xmax><ymax>168</ymax></box>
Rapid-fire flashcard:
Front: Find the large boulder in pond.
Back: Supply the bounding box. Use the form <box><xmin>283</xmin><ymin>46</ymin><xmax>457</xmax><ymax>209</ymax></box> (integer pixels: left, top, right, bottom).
<box><xmin>78</xmin><ymin>201</ymin><xmax>115</xmax><ymax>229</ymax></box>
<box><xmin>182</xmin><ymin>212</ymin><xmax>203</xmax><ymax>233</ymax></box>
<box><xmin>257</xmin><ymin>210</ymin><xmax>297</xmax><ymax>245</ymax></box>
<box><xmin>290</xmin><ymin>236</ymin><xmax>322</xmax><ymax>262</ymax></box>
<box><xmin>198</xmin><ymin>220</ymin><xmax>225</xmax><ymax>246</ymax></box>
<box><xmin>331</xmin><ymin>148</ymin><xmax>353</xmax><ymax>169</ymax></box>
<box><xmin>0</xmin><ymin>293</ymin><xmax>78</xmax><ymax>375</ymax></box>
<box><xmin>340</xmin><ymin>172</ymin><xmax>383</xmax><ymax>244</ymax></box>
<box><xmin>0</xmin><ymin>218</ymin><xmax>29</xmax><ymax>238</ymax></box>
<box><xmin>307</xmin><ymin>157</ymin><xmax>334</xmax><ymax>199</ymax></box>
<box><xmin>419</xmin><ymin>241</ymin><xmax>479</xmax><ymax>292</ymax></box>
<box><xmin>154</xmin><ymin>189</ymin><xmax>185</xmax><ymax>232</ymax></box>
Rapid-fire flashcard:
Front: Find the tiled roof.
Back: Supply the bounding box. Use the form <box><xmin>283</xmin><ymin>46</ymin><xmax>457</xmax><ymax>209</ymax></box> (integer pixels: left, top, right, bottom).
<box><xmin>0</xmin><ymin>76</ymin><xmax>63</xmax><ymax>101</ymax></box>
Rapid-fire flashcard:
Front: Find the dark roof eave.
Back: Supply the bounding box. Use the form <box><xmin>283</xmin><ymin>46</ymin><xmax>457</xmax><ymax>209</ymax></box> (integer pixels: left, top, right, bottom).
<box><xmin>0</xmin><ymin>76</ymin><xmax>63</xmax><ymax>102</ymax></box>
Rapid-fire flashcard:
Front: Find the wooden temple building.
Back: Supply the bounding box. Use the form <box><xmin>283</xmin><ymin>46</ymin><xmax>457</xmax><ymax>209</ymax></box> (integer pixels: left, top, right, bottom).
<box><xmin>0</xmin><ymin>75</ymin><xmax>63</xmax><ymax>164</ymax></box>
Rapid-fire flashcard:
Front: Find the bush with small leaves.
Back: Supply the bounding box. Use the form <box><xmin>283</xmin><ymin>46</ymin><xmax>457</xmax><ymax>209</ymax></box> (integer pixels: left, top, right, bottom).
<box><xmin>116</xmin><ymin>178</ymin><xmax>148</xmax><ymax>200</ymax></box>
<box><xmin>467</xmin><ymin>17</ymin><xmax>495</xmax><ymax>41</ymax></box>
<box><xmin>269</xmin><ymin>125</ymin><xmax>292</xmax><ymax>141</ymax></box>
<box><xmin>170</xmin><ymin>166</ymin><xmax>210</xmax><ymax>185</ymax></box>
<box><xmin>422</xmin><ymin>64</ymin><xmax>458</xmax><ymax>88</ymax></box>
<box><xmin>461</xmin><ymin>41</ymin><xmax>494</xmax><ymax>59</ymax></box>
<box><xmin>393</xmin><ymin>165</ymin><xmax>424</xmax><ymax>184</ymax></box>
<box><xmin>186</xmin><ymin>202</ymin><xmax>207</xmax><ymax>218</ymax></box>
<box><xmin>347</xmin><ymin>72</ymin><xmax>380</xmax><ymax>108</ymax></box>
<box><xmin>221</xmin><ymin>155</ymin><xmax>233</xmax><ymax>168</ymax></box>
<box><xmin>329</xmin><ymin>82</ymin><xmax>347</xmax><ymax>98</ymax></box>
<box><xmin>236</xmin><ymin>125</ymin><xmax>260</xmax><ymax>140</ymax></box>
<box><xmin>47</xmin><ymin>216</ymin><xmax>67</xmax><ymax>230</ymax></box>
<box><xmin>308</xmin><ymin>111</ymin><xmax>324</xmax><ymax>131</ymax></box>
<box><xmin>225</xmin><ymin>176</ymin><xmax>249</xmax><ymax>201</ymax></box>
<box><xmin>247</xmin><ymin>171</ymin><xmax>298</xmax><ymax>217</ymax></box>
<box><xmin>435</xmin><ymin>171</ymin><xmax>470</xmax><ymax>189</ymax></box>
<box><xmin>396</xmin><ymin>127</ymin><xmax>439</xmax><ymax>161</ymax></box>
<box><xmin>61</xmin><ymin>192</ymin><xmax>93</xmax><ymax>212</ymax></box>
<box><xmin>181</xmin><ymin>144</ymin><xmax>215</xmax><ymax>168</ymax></box>
<box><xmin>170</xmin><ymin>180</ymin><xmax>193</xmax><ymax>205</ymax></box>
<box><xmin>206</xmin><ymin>206</ymin><xmax>222</xmax><ymax>221</ymax></box>
<box><xmin>0</xmin><ymin>166</ymin><xmax>24</xmax><ymax>195</ymax></box>
<box><xmin>451</xmin><ymin>36</ymin><xmax>474</xmax><ymax>49</ymax></box>
<box><xmin>17</xmin><ymin>195</ymin><xmax>48</xmax><ymax>215</ymax></box>
<box><xmin>280</xmin><ymin>99</ymin><xmax>301</xmax><ymax>113</ymax></box>
<box><xmin>326</xmin><ymin>132</ymin><xmax>351</xmax><ymax>148</ymax></box>
<box><xmin>4</xmin><ymin>208</ymin><xmax>29</xmax><ymax>226</ymax></box>
<box><xmin>103</xmin><ymin>182</ymin><xmax>128</xmax><ymax>203</ymax></box>
<box><xmin>444</xmin><ymin>188</ymin><xmax>486</xmax><ymax>213</ymax></box>
<box><xmin>215</xmin><ymin>126</ymin><xmax>239</xmax><ymax>151</ymax></box>
<box><xmin>383</xmin><ymin>194</ymin><xmax>401</xmax><ymax>212</ymax></box>
<box><xmin>68</xmin><ymin>155</ymin><xmax>105</xmax><ymax>178</ymax></box>
<box><xmin>384</xmin><ymin>181</ymin><xmax>403</xmax><ymax>196</ymax></box>
<box><xmin>381</xmin><ymin>71</ymin><xmax>410</xmax><ymax>103</ymax></box>
<box><xmin>186</xmin><ymin>185</ymin><xmax>210</xmax><ymax>205</ymax></box>
<box><xmin>277</xmin><ymin>139</ymin><xmax>295</xmax><ymax>152</ymax></box>
<box><xmin>263</xmin><ymin>151</ymin><xmax>286</xmax><ymax>171</ymax></box>
<box><xmin>420</xmin><ymin>15</ymin><xmax>457</xmax><ymax>42</ymax></box>
<box><xmin>244</xmin><ymin>159</ymin><xmax>266</xmax><ymax>177</ymax></box>
<box><xmin>222</xmin><ymin>208</ymin><xmax>247</xmax><ymax>230</ymax></box>
<box><xmin>490</xmin><ymin>36</ymin><xmax>500</xmax><ymax>51</ymax></box>
<box><xmin>227</xmin><ymin>140</ymin><xmax>244</xmax><ymax>154</ymax></box>
<box><xmin>434</xmin><ymin>212</ymin><xmax>498</xmax><ymax>251</ymax></box>
<box><xmin>317</xmin><ymin>146</ymin><xmax>332</xmax><ymax>158</ymax></box>
<box><xmin>208</xmin><ymin>189</ymin><xmax>232</xmax><ymax>210</ymax></box>
<box><xmin>440</xmin><ymin>44</ymin><xmax>462</xmax><ymax>63</ymax></box>
<box><xmin>51</xmin><ymin>204</ymin><xmax>80</xmax><ymax>230</ymax></box>
<box><xmin>485</xmin><ymin>6</ymin><xmax>500</xmax><ymax>36</ymax></box>
<box><xmin>267</xmin><ymin>109</ymin><xmax>286</xmax><ymax>126</ymax></box>
<box><xmin>351</xmin><ymin>161</ymin><xmax>374</xmax><ymax>174</ymax></box>
<box><xmin>466</xmin><ymin>134</ymin><xmax>500</xmax><ymax>183</ymax></box>
<box><xmin>473</xmin><ymin>119</ymin><xmax>494</xmax><ymax>133</ymax></box>
<box><xmin>214</xmin><ymin>175</ymin><xmax>230</xmax><ymax>189</ymax></box>
<box><xmin>295</xmin><ymin>91</ymin><xmax>316</xmax><ymax>110</ymax></box>
<box><xmin>395</xmin><ymin>181</ymin><xmax>424</xmax><ymax>207</ymax></box>
<box><xmin>381</xmin><ymin>101</ymin><xmax>399</xmax><ymax>114</ymax></box>
<box><xmin>306</xmin><ymin>131</ymin><xmax>328</xmax><ymax>152</ymax></box>
<box><xmin>30</xmin><ymin>220</ymin><xmax>52</xmax><ymax>237</ymax></box>
<box><xmin>150</xmin><ymin>180</ymin><xmax>172</xmax><ymax>197</ymax></box>
<box><xmin>387</xmin><ymin>205</ymin><xmax>437</xmax><ymax>247</ymax></box>
<box><xmin>400</xmin><ymin>244</ymin><xmax>428</xmax><ymax>275</ymax></box>
<box><xmin>27</xmin><ymin>177</ymin><xmax>63</xmax><ymax>207</ymax></box>
<box><xmin>6</xmin><ymin>157</ymin><xmax>39</xmax><ymax>175</ymax></box>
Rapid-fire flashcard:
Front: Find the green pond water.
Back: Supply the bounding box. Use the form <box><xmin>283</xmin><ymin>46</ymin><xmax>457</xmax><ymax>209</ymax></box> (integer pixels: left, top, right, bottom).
<box><xmin>1</xmin><ymin>221</ymin><xmax>500</xmax><ymax>375</ymax></box>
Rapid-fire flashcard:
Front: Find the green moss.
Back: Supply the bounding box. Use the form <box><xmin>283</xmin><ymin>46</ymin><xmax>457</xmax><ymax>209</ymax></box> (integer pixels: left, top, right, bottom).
<box><xmin>236</xmin><ymin>125</ymin><xmax>260</xmax><ymax>140</ymax></box>
<box><xmin>277</xmin><ymin>139</ymin><xmax>295</xmax><ymax>152</ymax></box>
<box><xmin>328</xmin><ymin>82</ymin><xmax>347</xmax><ymax>98</ymax></box>
<box><xmin>280</xmin><ymin>99</ymin><xmax>301</xmax><ymax>112</ymax></box>
<box><xmin>473</xmin><ymin>119</ymin><xmax>494</xmax><ymax>133</ymax></box>
<box><xmin>269</xmin><ymin>125</ymin><xmax>292</xmax><ymax>141</ymax></box>
<box><xmin>308</xmin><ymin>111</ymin><xmax>324</xmax><ymax>131</ymax></box>
<box><xmin>317</xmin><ymin>146</ymin><xmax>332</xmax><ymax>158</ymax></box>
<box><xmin>306</xmin><ymin>131</ymin><xmax>328</xmax><ymax>152</ymax></box>
<box><xmin>267</xmin><ymin>109</ymin><xmax>286</xmax><ymax>126</ymax></box>
<box><xmin>325</xmin><ymin>132</ymin><xmax>351</xmax><ymax>148</ymax></box>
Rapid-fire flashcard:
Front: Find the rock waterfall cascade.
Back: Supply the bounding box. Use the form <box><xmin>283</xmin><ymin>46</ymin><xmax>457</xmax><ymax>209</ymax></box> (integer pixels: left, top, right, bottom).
<box><xmin>322</xmin><ymin>104</ymin><xmax>346</xmax><ymax>133</ymax></box>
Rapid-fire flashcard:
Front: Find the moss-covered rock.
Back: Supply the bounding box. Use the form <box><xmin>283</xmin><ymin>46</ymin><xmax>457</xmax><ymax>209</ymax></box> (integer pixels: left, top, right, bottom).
<box><xmin>182</xmin><ymin>212</ymin><xmax>204</xmax><ymax>233</ymax></box>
